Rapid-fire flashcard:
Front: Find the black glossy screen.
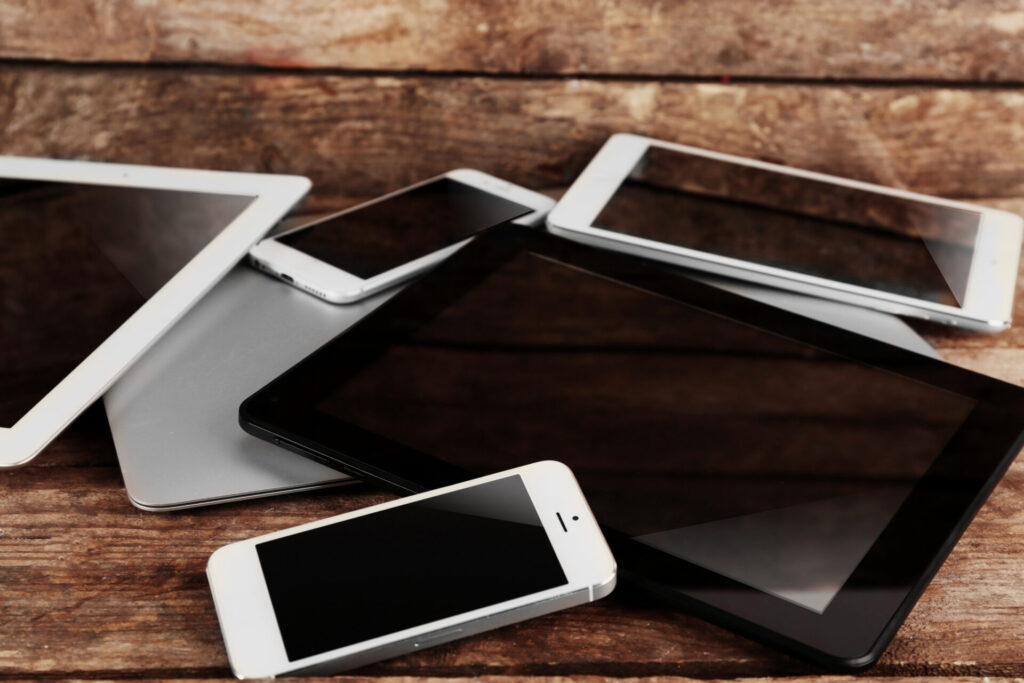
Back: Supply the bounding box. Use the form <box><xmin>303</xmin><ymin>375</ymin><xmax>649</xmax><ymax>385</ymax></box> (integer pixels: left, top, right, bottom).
<box><xmin>595</xmin><ymin>147</ymin><xmax>980</xmax><ymax>307</ymax></box>
<box><xmin>256</xmin><ymin>473</ymin><xmax>566</xmax><ymax>661</ymax></box>
<box><xmin>278</xmin><ymin>178</ymin><xmax>532</xmax><ymax>278</ymax></box>
<box><xmin>314</xmin><ymin>251</ymin><xmax>976</xmax><ymax>614</ymax></box>
<box><xmin>0</xmin><ymin>179</ymin><xmax>254</xmax><ymax>427</ymax></box>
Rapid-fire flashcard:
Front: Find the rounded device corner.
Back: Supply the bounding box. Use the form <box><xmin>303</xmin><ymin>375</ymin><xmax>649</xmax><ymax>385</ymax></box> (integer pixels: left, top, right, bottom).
<box><xmin>0</xmin><ymin>430</ymin><xmax>41</xmax><ymax>469</ymax></box>
<box><xmin>819</xmin><ymin>645</ymin><xmax>884</xmax><ymax>673</ymax></box>
<box><xmin>323</xmin><ymin>288</ymin><xmax>367</xmax><ymax>305</ymax></box>
<box><xmin>982</xmin><ymin>317</ymin><xmax>1013</xmax><ymax>333</ymax></box>
<box><xmin>591</xmin><ymin>570</ymin><xmax>618</xmax><ymax>601</ymax></box>
<box><xmin>291</xmin><ymin>175</ymin><xmax>314</xmax><ymax>194</ymax></box>
<box><xmin>206</xmin><ymin>543</ymin><xmax>232</xmax><ymax>578</ymax></box>
<box><xmin>607</xmin><ymin>132</ymin><xmax>646</xmax><ymax>145</ymax></box>
<box><xmin>124</xmin><ymin>489</ymin><xmax>168</xmax><ymax>513</ymax></box>
<box><xmin>237</xmin><ymin>395</ymin><xmax>263</xmax><ymax>435</ymax></box>
<box><xmin>447</xmin><ymin>167</ymin><xmax>484</xmax><ymax>178</ymax></box>
<box><xmin>544</xmin><ymin>215</ymin><xmax>573</xmax><ymax>234</ymax></box>
<box><xmin>533</xmin><ymin>459</ymin><xmax>575</xmax><ymax>478</ymax></box>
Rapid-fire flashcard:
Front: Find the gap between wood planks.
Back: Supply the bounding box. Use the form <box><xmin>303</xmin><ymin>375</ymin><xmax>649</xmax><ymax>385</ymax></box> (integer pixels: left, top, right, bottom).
<box><xmin>4</xmin><ymin>56</ymin><xmax>1024</xmax><ymax>90</ymax></box>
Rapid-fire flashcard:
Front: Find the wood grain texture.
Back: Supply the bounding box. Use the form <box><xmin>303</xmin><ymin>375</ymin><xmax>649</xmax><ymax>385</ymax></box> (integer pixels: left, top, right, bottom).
<box><xmin>2</xmin><ymin>408</ymin><xmax>1023</xmax><ymax>679</ymax></box>
<box><xmin>2</xmin><ymin>271</ymin><xmax>1024</xmax><ymax>679</ymax></box>
<box><xmin>0</xmin><ymin>424</ymin><xmax>798</xmax><ymax>679</ymax></box>
<box><xmin>4</xmin><ymin>0</ymin><xmax>1024</xmax><ymax>81</ymax></box>
<box><xmin>3</xmin><ymin>66</ymin><xmax>1024</xmax><ymax>203</ymax></box>
<box><xmin>8</xmin><ymin>675</ymin><xmax>1024</xmax><ymax>679</ymax></box>
<box><xmin>3</xmin><ymin>0</ymin><xmax>1024</xmax><ymax>672</ymax></box>
<box><xmin>4</xmin><ymin>679</ymin><xmax>1024</xmax><ymax>683</ymax></box>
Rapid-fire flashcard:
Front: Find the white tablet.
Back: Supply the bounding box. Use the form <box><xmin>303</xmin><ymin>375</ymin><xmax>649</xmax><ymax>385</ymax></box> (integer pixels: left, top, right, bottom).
<box><xmin>0</xmin><ymin>157</ymin><xmax>310</xmax><ymax>467</ymax></box>
<box><xmin>547</xmin><ymin>133</ymin><xmax>1023</xmax><ymax>331</ymax></box>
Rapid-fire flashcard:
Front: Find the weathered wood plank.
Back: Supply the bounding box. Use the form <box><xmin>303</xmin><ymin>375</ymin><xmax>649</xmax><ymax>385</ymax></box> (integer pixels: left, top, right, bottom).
<box><xmin>0</xmin><ymin>452</ymin><xmax>797</xmax><ymax>678</ymax></box>
<box><xmin>3</xmin><ymin>66</ymin><xmax>1024</xmax><ymax>204</ymax></box>
<box><xmin>11</xmin><ymin>678</ymin><xmax>1024</xmax><ymax>683</ymax></box>
<box><xmin>8</xmin><ymin>675</ymin><xmax>1024</xmax><ymax>679</ymax></box>
<box><xmin>1</xmin><ymin>410</ymin><xmax>1022</xmax><ymax>679</ymax></box>
<box><xmin>3</xmin><ymin>56</ymin><xmax>1024</xmax><ymax>680</ymax></box>
<box><xmin>3</xmin><ymin>0</ymin><xmax>1024</xmax><ymax>81</ymax></box>
<box><xmin>939</xmin><ymin>348</ymin><xmax>1024</xmax><ymax>387</ymax></box>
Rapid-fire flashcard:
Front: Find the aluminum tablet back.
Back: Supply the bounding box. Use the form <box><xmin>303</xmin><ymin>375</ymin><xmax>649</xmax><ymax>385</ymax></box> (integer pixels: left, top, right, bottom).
<box><xmin>104</xmin><ymin>265</ymin><xmax>396</xmax><ymax>510</ymax></box>
<box><xmin>104</xmin><ymin>261</ymin><xmax>937</xmax><ymax>511</ymax></box>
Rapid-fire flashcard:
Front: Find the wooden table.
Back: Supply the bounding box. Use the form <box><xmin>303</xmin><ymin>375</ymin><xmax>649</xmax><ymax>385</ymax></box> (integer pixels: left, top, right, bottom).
<box><xmin>3</xmin><ymin>2</ymin><xmax>1024</xmax><ymax>680</ymax></box>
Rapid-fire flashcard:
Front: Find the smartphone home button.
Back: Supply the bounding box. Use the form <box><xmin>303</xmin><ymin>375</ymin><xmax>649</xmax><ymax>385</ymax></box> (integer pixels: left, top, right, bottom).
<box><xmin>413</xmin><ymin>628</ymin><xmax>463</xmax><ymax>649</ymax></box>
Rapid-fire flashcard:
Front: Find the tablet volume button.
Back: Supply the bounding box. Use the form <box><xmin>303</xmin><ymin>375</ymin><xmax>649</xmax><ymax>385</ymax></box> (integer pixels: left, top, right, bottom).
<box><xmin>273</xmin><ymin>437</ymin><xmax>331</xmax><ymax>466</ymax></box>
<box><xmin>413</xmin><ymin>628</ymin><xmax>463</xmax><ymax>649</ymax></box>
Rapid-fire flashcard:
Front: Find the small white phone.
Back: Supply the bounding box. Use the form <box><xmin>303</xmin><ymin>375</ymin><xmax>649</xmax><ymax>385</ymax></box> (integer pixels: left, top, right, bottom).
<box><xmin>206</xmin><ymin>461</ymin><xmax>616</xmax><ymax>678</ymax></box>
<box><xmin>249</xmin><ymin>170</ymin><xmax>555</xmax><ymax>303</ymax></box>
<box><xmin>547</xmin><ymin>133</ymin><xmax>1024</xmax><ymax>331</ymax></box>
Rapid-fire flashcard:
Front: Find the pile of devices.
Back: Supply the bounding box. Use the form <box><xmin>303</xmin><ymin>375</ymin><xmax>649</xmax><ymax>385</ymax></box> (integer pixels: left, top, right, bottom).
<box><xmin>3</xmin><ymin>133</ymin><xmax>1024</xmax><ymax>676</ymax></box>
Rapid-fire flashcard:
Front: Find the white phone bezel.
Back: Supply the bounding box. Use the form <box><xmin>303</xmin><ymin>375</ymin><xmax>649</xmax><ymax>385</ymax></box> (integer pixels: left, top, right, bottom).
<box><xmin>0</xmin><ymin>157</ymin><xmax>311</xmax><ymax>468</ymax></box>
<box><xmin>247</xmin><ymin>169</ymin><xmax>557</xmax><ymax>304</ymax></box>
<box><xmin>206</xmin><ymin>461</ymin><xmax>616</xmax><ymax>678</ymax></box>
<box><xmin>546</xmin><ymin>133</ymin><xmax>1023</xmax><ymax>331</ymax></box>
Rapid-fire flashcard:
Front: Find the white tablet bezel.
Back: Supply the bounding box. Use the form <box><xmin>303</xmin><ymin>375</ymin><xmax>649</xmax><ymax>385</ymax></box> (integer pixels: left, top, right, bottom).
<box><xmin>0</xmin><ymin>156</ymin><xmax>311</xmax><ymax>467</ymax></box>
<box><xmin>547</xmin><ymin>133</ymin><xmax>1023</xmax><ymax>331</ymax></box>
<box><xmin>248</xmin><ymin>169</ymin><xmax>556</xmax><ymax>303</ymax></box>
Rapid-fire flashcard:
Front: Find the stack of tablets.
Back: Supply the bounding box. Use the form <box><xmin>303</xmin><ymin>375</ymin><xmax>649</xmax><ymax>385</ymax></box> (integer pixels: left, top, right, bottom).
<box><xmin>3</xmin><ymin>137</ymin><xmax>1024</xmax><ymax>675</ymax></box>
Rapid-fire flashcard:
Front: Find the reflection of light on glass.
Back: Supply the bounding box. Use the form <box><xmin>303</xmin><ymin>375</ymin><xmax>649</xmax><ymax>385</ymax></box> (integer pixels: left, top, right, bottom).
<box><xmin>638</xmin><ymin>488</ymin><xmax>909</xmax><ymax>613</ymax></box>
<box><xmin>0</xmin><ymin>179</ymin><xmax>254</xmax><ymax>427</ymax></box>
<box><xmin>279</xmin><ymin>178</ymin><xmax>531</xmax><ymax>278</ymax></box>
<box><xmin>257</xmin><ymin>474</ymin><xmax>567</xmax><ymax>661</ymax></box>
<box><xmin>600</xmin><ymin>147</ymin><xmax>981</xmax><ymax>306</ymax></box>
<box><xmin>312</xmin><ymin>252</ymin><xmax>977</xmax><ymax>618</ymax></box>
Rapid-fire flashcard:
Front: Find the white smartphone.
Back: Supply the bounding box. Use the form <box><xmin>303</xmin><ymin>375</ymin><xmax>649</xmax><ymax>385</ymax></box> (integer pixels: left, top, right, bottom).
<box><xmin>206</xmin><ymin>461</ymin><xmax>616</xmax><ymax>678</ymax></box>
<box><xmin>547</xmin><ymin>133</ymin><xmax>1024</xmax><ymax>331</ymax></box>
<box><xmin>249</xmin><ymin>170</ymin><xmax>555</xmax><ymax>303</ymax></box>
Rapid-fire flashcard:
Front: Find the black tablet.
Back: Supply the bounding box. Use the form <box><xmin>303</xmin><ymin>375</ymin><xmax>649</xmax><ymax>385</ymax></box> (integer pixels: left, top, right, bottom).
<box><xmin>240</xmin><ymin>223</ymin><xmax>1024</xmax><ymax>670</ymax></box>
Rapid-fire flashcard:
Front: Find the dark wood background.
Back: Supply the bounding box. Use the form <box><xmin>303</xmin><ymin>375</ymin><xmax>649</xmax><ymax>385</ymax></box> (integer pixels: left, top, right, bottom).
<box><xmin>3</xmin><ymin>2</ymin><xmax>1024</xmax><ymax>680</ymax></box>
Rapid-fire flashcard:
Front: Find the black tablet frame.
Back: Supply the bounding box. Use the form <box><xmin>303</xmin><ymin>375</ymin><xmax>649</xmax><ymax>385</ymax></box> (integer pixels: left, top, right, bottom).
<box><xmin>240</xmin><ymin>223</ymin><xmax>1024</xmax><ymax>670</ymax></box>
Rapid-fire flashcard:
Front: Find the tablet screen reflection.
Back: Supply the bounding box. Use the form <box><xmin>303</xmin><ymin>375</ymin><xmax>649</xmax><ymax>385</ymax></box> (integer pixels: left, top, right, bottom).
<box><xmin>0</xmin><ymin>180</ymin><xmax>253</xmax><ymax>427</ymax></box>
<box><xmin>595</xmin><ymin>146</ymin><xmax>979</xmax><ymax>307</ymax></box>
<box><xmin>317</xmin><ymin>251</ymin><xmax>976</xmax><ymax>614</ymax></box>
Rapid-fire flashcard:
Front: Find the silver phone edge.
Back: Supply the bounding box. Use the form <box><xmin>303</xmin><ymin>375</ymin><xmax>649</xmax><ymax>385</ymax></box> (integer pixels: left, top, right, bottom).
<box><xmin>281</xmin><ymin>580</ymin><xmax>612</xmax><ymax>677</ymax></box>
<box><xmin>546</xmin><ymin>222</ymin><xmax>1010</xmax><ymax>332</ymax></box>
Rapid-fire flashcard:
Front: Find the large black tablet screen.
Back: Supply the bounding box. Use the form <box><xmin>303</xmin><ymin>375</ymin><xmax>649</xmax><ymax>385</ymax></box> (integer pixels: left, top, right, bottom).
<box><xmin>313</xmin><ymin>250</ymin><xmax>977</xmax><ymax>615</ymax></box>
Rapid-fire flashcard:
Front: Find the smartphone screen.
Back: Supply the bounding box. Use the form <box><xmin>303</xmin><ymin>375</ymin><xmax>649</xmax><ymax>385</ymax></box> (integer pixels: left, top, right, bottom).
<box><xmin>255</xmin><ymin>473</ymin><xmax>567</xmax><ymax>661</ymax></box>
<box><xmin>277</xmin><ymin>178</ymin><xmax>533</xmax><ymax>279</ymax></box>
<box><xmin>594</xmin><ymin>147</ymin><xmax>981</xmax><ymax>307</ymax></box>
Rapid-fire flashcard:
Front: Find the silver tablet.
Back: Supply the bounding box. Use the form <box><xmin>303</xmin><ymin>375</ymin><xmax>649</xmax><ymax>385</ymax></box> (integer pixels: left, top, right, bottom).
<box><xmin>547</xmin><ymin>133</ymin><xmax>1023</xmax><ymax>331</ymax></box>
<box><xmin>0</xmin><ymin>157</ymin><xmax>310</xmax><ymax>467</ymax></box>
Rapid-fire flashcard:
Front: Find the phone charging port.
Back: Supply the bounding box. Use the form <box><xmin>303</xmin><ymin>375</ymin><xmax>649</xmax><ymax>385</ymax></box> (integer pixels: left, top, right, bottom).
<box><xmin>280</xmin><ymin>273</ymin><xmax>294</xmax><ymax>283</ymax></box>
